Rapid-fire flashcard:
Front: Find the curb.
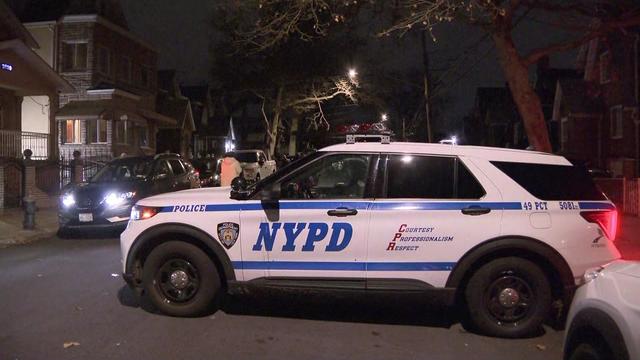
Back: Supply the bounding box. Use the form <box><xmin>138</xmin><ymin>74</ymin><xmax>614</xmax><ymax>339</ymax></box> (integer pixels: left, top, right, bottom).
<box><xmin>0</xmin><ymin>228</ymin><xmax>58</xmax><ymax>249</ymax></box>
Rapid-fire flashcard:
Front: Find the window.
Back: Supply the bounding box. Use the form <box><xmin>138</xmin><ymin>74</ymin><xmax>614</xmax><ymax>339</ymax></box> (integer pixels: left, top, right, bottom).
<box><xmin>118</xmin><ymin>56</ymin><xmax>132</xmax><ymax>83</ymax></box>
<box><xmin>386</xmin><ymin>155</ymin><xmax>484</xmax><ymax>199</ymax></box>
<box><xmin>599</xmin><ymin>51</ymin><xmax>611</xmax><ymax>84</ymax></box>
<box><xmin>154</xmin><ymin>160</ymin><xmax>171</xmax><ymax>176</ymax></box>
<box><xmin>87</xmin><ymin>119</ymin><xmax>108</xmax><ymax>143</ymax></box>
<box><xmin>62</xmin><ymin>42</ymin><xmax>88</xmax><ymax>71</ymax></box>
<box><xmin>610</xmin><ymin>106</ymin><xmax>623</xmax><ymax>139</ymax></box>
<box><xmin>114</xmin><ymin>120</ymin><xmax>131</xmax><ymax>144</ymax></box>
<box><xmin>137</xmin><ymin>125</ymin><xmax>149</xmax><ymax>147</ymax></box>
<box><xmin>491</xmin><ymin>161</ymin><xmax>606</xmax><ymax>200</ymax></box>
<box><xmin>63</xmin><ymin>119</ymin><xmax>81</xmax><ymax>144</ymax></box>
<box><xmin>279</xmin><ymin>154</ymin><xmax>371</xmax><ymax>199</ymax></box>
<box><xmin>168</xmin><ymin>159</ymin><xmax>185</xmax><ymax>175</ymax></box>
<box><xmin>97</xmin><ymin>46</ymin><xmax>110</xmax><ymax>75</ymax></box>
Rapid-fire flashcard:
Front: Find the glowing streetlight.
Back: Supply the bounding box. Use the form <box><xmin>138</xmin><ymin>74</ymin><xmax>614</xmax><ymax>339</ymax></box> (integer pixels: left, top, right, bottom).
<box><xmin>348</xmin><ymin>68</ymin><xmax>357</xmax><ymax>81</ymax></box>
<box><xmin>381</xmin><ymin>113</ymin><xmax>388</xmax><ymax>122</ymax></box>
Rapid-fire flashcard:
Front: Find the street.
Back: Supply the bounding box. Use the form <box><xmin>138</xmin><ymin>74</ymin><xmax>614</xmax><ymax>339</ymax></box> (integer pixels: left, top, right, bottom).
<box><xmin>0</xmin><ymin>235</ymin><xmax>565</xmax><ymax>360</ymax></box>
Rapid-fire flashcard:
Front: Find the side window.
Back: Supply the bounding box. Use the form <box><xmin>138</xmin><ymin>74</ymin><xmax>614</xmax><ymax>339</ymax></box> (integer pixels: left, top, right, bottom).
<box><xmin>154</xmin><ymin>161</ymin><xmax>171</xmax><ymax>176</ymax></box>
<box><xmin>168</xmin><ymin>159</ymin><xmax>185</xmax><ymax>175</ymax></box>
<box><xmin>279</xmin><ymin>154</ymin><xmax>371</xmax><ymax>200</ymax></box>
<box><xmin>387</xmin><ymin>155</ymin><xmax>454</xmax><ymax>199</ymax></box>
<box><xmin>386</xmin><ymin>155</ymin><xmax>485</xmax><ymax>199</ymax></box>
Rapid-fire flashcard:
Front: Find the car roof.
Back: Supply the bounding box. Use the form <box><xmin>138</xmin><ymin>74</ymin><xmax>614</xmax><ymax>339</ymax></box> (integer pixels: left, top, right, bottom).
<box><xmin>320</xmin><ymin>142</ymin><xmax>571</xmax><ymax>165</ymax></box>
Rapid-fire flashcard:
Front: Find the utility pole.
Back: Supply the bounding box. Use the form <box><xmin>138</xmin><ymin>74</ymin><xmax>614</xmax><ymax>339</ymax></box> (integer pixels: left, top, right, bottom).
<box><xmin>421</xmin><ymin>30</ymin><xmax>433</xmax><ymax>143</ymax></box>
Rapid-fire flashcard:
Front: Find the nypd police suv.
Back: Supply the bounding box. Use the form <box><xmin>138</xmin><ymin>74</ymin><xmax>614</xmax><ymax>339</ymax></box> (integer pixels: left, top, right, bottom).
<box><xmin>120</xmin><ymin>135</ymin><xmax>620</xmax><ymax>338</ymax></box>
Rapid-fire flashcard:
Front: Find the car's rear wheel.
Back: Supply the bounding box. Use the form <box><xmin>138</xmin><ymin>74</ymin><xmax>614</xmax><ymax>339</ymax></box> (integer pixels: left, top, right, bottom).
<box><xmin>142</xmin><ymin>241</ymin><xmax>221</xmax><ymax>316</ymax></box>
<box><xmin>464</xmin><ymin>257</ymin><xmax>551</xmax><ymax>338</ymax></box>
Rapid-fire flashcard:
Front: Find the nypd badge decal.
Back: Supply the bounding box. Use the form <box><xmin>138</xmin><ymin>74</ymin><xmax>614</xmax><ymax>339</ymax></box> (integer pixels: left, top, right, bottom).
<box><xmin>217</xmin><ymin>222</ymin><xmax>239</xmax><ymax>249</ymax></box>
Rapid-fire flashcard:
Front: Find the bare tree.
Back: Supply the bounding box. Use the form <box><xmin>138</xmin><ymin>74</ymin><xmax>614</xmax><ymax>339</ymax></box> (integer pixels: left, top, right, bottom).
<box><xmin>236</xmin><ymin>0</ymin><xmax>640</xmax><ymax>152</ymax></box>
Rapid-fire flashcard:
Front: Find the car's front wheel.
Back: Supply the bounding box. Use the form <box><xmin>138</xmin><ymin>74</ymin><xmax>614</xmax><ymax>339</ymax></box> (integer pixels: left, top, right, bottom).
<box><xmin>464</xmin><ymin>257</ymin><xmax>551</xmax><ymax>338</ymax></box>
<box><xmin>142</xmin><ymin>241</ymin><xmax>221</xmax><ymax>316</ymax></box>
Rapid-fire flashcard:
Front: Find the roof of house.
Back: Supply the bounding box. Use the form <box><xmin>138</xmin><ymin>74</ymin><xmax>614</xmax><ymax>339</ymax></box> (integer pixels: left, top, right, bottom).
<box><xmin>156</xmin><ymin>91</ymin><xmax>195</xmax><ymax>130</ymax></box>
<box><xmin>180</xmin><ymin>85</ymin><xmax>209</xmax><ymax>104</ymax></box>
<box><xmin>0</xmin><ymin>0</ymin><xmax>38</xmax><ymax>48</ymax></box>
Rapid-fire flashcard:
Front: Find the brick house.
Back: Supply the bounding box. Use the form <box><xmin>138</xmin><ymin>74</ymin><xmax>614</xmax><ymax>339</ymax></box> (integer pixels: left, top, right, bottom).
<box><xmin>17</xmin><ymin>0</ymin><xmax>177</xmax><ymax>164</ymax></box>
<box><xmin>553</xmin><ymin>33</ymin><xmax>640</xmax><ymax>177</ymax></box>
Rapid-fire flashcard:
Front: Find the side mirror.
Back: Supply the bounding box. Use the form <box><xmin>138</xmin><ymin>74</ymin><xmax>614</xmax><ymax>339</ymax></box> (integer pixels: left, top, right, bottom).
<box><xmin>230</xmin><ymin>176</ymin><xmax>247</xmax><ymax>192</ymax></box>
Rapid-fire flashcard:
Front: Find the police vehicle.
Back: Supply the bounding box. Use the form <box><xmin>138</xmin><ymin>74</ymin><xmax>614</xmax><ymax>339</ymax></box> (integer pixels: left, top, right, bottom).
<box><xmin>120</xmin><ymin>135</ymin><xmax>620</xmax><ymax>338</ymax></box>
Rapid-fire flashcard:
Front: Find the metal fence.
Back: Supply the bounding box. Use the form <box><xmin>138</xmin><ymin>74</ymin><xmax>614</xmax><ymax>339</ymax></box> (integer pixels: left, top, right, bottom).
<box><xmin>59</xmin><ymin>148</ymin><xmax>112</xmax><ymax>186</ymax></box>
<box><xmin>0</xmin><ymin>130</ymin><xmax>48</xmax><ymax>160</ymax></box>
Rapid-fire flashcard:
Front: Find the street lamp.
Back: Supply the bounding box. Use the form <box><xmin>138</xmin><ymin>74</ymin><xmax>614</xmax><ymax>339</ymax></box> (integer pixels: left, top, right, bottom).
<box><xmin>348</xmin><ymin>68</ymin><xmax>357</xmax><ymax>81</ymax></box>
<box><xmin>381</xmin><ymin>113</ymin><xmax>388</xmax><ymax>122</ymax></box>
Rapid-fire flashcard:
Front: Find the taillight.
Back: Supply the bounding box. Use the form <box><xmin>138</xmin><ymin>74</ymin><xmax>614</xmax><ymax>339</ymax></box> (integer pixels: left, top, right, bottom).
<box><xmin>194</xmin><ymin>170</ymin><xmax>200</xmax><ymax>178</ymax></box>
<box><xmin>580</xmin><ymin>210</ymin><xmax>618</xmax><ymax>241</ymax></box>
<box><xmin>130</xmin><ymin>205</ymin><xmax>159</xmax><ymax>221</ymax></box>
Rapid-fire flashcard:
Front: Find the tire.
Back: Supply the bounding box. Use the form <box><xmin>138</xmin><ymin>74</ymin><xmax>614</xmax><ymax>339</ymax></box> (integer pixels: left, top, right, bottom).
<box><xmin>464</xmin><ymin>257</ymin><xmax>551</xmax><ymax>338</ymax></box>
<box><xmin>568</xmin><ymin>343</ymin><xmax>612</xmax><ymax>360</ymax></box>
<box><xmin>142</xmin><ymin>241</ymin><xmax>221</xmax><ymax>317</ymax></box>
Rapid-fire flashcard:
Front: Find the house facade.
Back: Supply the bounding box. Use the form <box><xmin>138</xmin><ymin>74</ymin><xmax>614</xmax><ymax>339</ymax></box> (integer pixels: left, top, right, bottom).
<box><xmin>553</xmin><ymin>33</ymin><xmax>640</xmax><ymax>177</ymax></box>
<box><xmin>17</xmin><ymin>0</ymin><xmax>176</xmax><ymax>164</ymax></box>
<box><xmin>156</xmin><ymin>70</ymin><xmax>195</xmax><ymax>158</ymax></box>
<box><xmin>0</xmin><ymin>0</ymin><xmax>72</xmax><ymax>160</ymax></box>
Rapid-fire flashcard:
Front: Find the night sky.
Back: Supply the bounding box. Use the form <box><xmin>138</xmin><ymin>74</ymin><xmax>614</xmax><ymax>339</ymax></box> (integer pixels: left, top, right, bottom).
<box><xmin>121</xmin><ymin>2</ymin><xmax>578</xmax><ymax>135</ymax></box>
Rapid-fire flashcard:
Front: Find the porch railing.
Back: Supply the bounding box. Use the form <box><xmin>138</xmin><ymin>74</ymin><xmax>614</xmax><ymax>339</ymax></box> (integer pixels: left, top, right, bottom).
<box><xmin>0</xmin><ymin>130</ymin><xmax>49</xmax><ymax>159</ymax></box>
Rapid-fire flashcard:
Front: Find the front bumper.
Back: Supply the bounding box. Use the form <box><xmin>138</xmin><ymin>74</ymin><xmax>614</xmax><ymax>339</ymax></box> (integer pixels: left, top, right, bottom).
<box><xmin>59</xmin><ymin>203</ymin><xmax>132</xmax><ymax>231</ymax></box>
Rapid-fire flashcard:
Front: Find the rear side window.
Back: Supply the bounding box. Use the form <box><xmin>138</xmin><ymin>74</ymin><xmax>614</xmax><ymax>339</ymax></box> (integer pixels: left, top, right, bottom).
<box><xmin>491</xmin><ymin>161</ymin><xmax>606</xmax><ymax>200</ymax></box>
<box><xmin>168</xmin><ymin>159</ymin><xmax>185</xmax><ymax>175</ymax></box>
<box><xmin>386</xmin><ymin>155</ymin><xmax>485</xmax><ymax>199</ymax></box>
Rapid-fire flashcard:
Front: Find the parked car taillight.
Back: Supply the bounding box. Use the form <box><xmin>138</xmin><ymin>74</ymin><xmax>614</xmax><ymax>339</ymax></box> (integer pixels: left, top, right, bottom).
<box><xmin>580</xmin><ymin>210</ymin><xmax>618</xmax><ymax>241</ymax></box>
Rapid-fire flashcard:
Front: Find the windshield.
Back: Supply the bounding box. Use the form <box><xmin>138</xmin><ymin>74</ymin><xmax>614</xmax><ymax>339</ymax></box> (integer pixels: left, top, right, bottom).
<box><xmin>232</xmin><ymin>151</ymin><xmax>259</xmax><ymax>163</ymax></box>
<box><xmin>90</xmin><ymin>158</ymin><xmax>152</xmax><ymax>183</ymax></box>
<box><xmin>248</xmin><ymin>151</ymin><xmax>321</xmax><ymax>194</ymax></box>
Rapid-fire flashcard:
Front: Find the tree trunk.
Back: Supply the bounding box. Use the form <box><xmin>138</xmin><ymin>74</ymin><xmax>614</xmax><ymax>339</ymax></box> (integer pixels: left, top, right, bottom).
<box><xmin>266</xmin><ymin>86</ymin><xmax>284</xmax><ymax>158</ymax></box>
<box><xmin>492</xmin><ymin>32</ymin><xmax>552</xmax><ymax>153</ymax></box>
<box><xmin>421</xmin><ymin>30</ymin><xmax>433</xmax><ymax>143</ymax></box>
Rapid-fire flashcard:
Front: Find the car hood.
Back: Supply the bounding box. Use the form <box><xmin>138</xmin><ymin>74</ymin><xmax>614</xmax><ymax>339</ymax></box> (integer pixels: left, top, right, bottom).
<box><xmin>63</xmin><ymin>181</ymin><xmax>142</xmax><ymax>208</ymax></box>
<box><xmin>137</xmin><ymin>186</ymin><xmax>232</xmax><ymax>207</ymax></box>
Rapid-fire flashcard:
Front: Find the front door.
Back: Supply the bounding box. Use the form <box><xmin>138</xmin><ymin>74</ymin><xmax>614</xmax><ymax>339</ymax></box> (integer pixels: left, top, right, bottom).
<box><xmin>367</xmin><ymin>154</ymin><xmax>503</xmax><ymax>289</ymax></box>
<box><xmin>239</xmin><ymin>153</ymin><xmax>377</xmax><ymax>286</ymax></box>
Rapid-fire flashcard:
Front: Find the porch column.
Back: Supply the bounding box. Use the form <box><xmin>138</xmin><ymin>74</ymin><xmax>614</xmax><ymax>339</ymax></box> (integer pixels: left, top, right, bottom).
<box><xmin>48</xmin><ymin>93</ymin><xmax>59</xmax><ymax>160</ymax></box>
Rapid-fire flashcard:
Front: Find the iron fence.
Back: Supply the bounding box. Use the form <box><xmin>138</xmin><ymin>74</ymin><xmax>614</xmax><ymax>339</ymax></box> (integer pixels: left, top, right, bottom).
<box><xmin>0</xmin><ymin>130</ymin><xmax>49</xmax><ymax>159</ymax></box>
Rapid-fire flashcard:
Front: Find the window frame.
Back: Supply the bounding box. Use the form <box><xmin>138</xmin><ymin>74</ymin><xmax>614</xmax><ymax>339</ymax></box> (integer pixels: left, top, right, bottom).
<box><xmin>62</xmin><ymin>41</ymin><xmax>88</xmax><ymax>72</ymax></box>
<box><xmin>96</xmin><ymin>45</ymin><xmax>111</xmax><ymax>76</ymax></box>
<box><xmin>87</xmin><ymin>118</ymin><xmax>108</xmax><ymax>144</ymax></box>
<box><xmin>599</xmin><ymin>51</ymin><xmax>611</xmax><ymax>84</ymax></box>
<box><xmin>250</xmin><ymin>152</ymin><xmax>380</xmax><ymax>201</ymax></box>
<box><xmin>380</xmin><ymin>153</ymin><xmax>486</xmax><ymax>200</ymax></box>
<box><xmin>118</xmin><ymin>56</ymin><xmax>132</xmax><ymax>83</ymax></box>
<box><xmin>62</xmin><ymin>119</ymin><xmax>82</xmax><ymax>144</ymax></box>
<box><xmin>137</xmin><ymin>124</ymin><xmax>150</xmax><ymax>148</ymax></box>
<box><xmin>114</xmin><ymin>119</ymin><xmax>131</xmax><ymax>145</ymax></box>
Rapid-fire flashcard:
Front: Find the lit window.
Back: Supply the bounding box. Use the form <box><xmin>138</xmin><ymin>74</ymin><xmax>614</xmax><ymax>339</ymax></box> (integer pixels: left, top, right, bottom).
<box><xmin>64</xmin><ymin>119</ymin><xmax>81</xmax><ymax>144</ymax></box>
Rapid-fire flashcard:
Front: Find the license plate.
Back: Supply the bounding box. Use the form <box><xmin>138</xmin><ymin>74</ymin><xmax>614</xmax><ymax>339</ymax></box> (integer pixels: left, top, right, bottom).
<box><xmin>79</xmin><ymin>213</ymin><xmax>93</xmax><ymax>222</ymax></box>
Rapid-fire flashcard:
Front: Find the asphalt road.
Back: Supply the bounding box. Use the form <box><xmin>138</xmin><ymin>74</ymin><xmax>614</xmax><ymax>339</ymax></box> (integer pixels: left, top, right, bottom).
<box><xmin>0</xmin><ymin>236</ymin><xmax>564</xmax><ymax>360</ymax></box>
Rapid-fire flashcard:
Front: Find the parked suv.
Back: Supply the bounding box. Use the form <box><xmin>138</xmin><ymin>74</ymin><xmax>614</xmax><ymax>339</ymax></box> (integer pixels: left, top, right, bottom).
<box><xmin>230</xmin><ymin>149</ymin><xmax>276</xmax><ymax>182</ymax></box>
<box><xmin>59</xmin><ymin>153</ymin><xmax>199</xmax><ymax>234</ymax></box>
<box><xmin>120</xmin><ymin>136</ymin><xmax>619</xmax><ymax>338</ymax></box>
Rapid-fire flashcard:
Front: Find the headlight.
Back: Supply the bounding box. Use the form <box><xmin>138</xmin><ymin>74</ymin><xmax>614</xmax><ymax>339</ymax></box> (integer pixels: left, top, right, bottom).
<box><xmin>103</xmin><ymin>191</ymin><xmax>136</xmax><ymax>207</ymax></box>
<box><xmin>62</xmin><ymin>193</ymin><xmax>75</xmax><ymax>207</ymax></box>
<box><xmin>130</xmin><ymin>205</ymin><xmax>158</xmax><ymax>221</ymax></box>
<box><xmin>583</xmin><ymin>266</ymin><xmax>605</xmax><ymax>283</ymax></box>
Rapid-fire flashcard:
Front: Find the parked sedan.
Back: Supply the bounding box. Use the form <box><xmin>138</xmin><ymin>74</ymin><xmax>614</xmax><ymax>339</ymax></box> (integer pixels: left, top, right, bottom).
<box><xmin>59</xmin><ymin>154</ymin><xmax>199</xmax><ymax>234</ymax></box>
<box><xmin>564</xmin><ymin>261</ymin><xmax>640</xmax><ymax>360</ymax></box>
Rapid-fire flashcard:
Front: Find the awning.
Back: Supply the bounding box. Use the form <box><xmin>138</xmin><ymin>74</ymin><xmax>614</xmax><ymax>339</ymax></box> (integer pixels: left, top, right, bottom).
<box><xmin>55</xmin><ymin>100</ymin><xmax>112</xmax><ymax>120</ymax></box>
<box><xmin>139</xmin><ymin>108</ymin><xmax>178</xmax><ymax>127</ymax></box>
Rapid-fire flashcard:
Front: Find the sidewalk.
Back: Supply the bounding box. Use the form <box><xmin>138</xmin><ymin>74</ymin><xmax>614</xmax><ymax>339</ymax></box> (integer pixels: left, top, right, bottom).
<box><xmin>0</xmin><ymin>207</ymin><xmax>59</xmax><ymax>248</ymax></box>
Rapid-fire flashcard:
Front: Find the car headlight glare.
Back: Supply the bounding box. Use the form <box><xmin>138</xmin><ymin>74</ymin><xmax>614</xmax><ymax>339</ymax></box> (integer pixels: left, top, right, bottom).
<box><xmin>104</xmin><ymin>191</ymin><xmax>136</xmax><ymax>207</ymax></box>
<box><xmin>62</xmin><ymin>193</ymin><xmax>75</xmax><ymax>207</ymax></box>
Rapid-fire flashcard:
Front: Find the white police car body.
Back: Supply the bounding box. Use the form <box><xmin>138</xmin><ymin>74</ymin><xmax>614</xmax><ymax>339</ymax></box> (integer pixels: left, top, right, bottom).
<box><xmin>121</xmin><ymin>137</ymin><xmax>620</xmax><ymax>338</ymax></box>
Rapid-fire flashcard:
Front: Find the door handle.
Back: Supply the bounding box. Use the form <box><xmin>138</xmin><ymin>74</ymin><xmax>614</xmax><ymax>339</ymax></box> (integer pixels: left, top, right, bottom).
<box><xmin>327</xmin><ymin>208</ymin><xmax>358</xmax><ymax>217</ymax></box>
<box><xmin>461</xmin><ymin>206</ymin><xmax>491</xmax><ymax>216</ymax></box>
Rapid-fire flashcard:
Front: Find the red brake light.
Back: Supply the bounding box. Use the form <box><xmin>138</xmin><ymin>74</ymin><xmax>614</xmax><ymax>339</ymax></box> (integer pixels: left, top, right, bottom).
<box><xmin>580</xmin><ymin>210</ymin><xmax>618</xmax><ymax>241</ymax></box>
